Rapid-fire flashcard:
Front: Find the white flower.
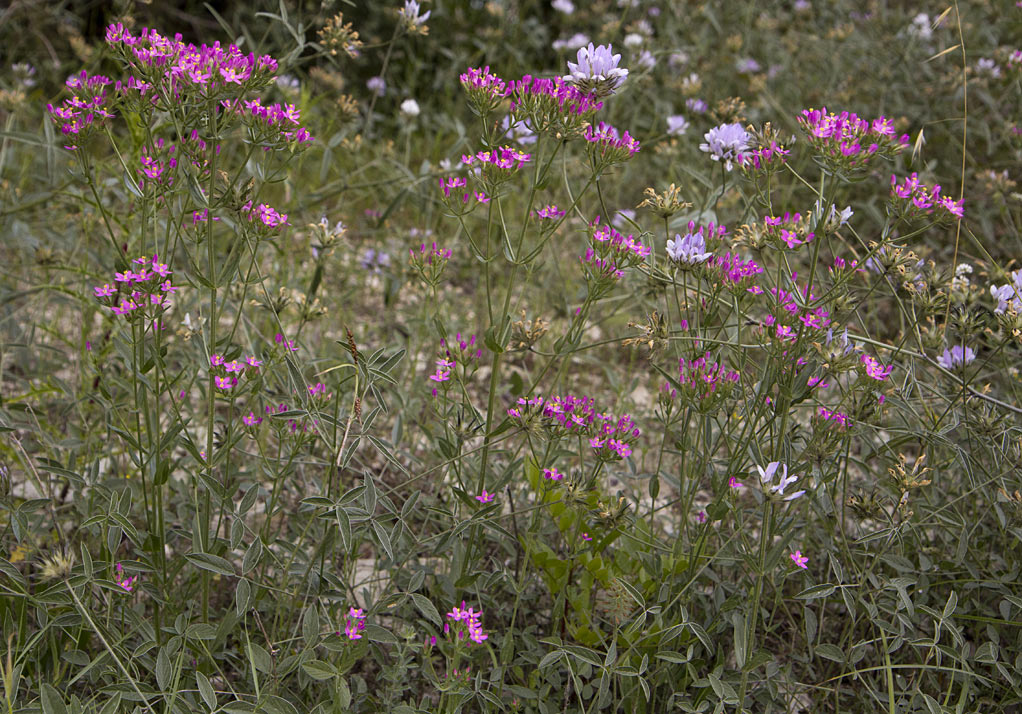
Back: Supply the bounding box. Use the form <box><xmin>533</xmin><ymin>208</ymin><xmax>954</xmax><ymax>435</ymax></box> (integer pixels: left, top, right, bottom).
<box><xmin>400</xmin><ymin>98</ymin><xmax>420</xmax><ymax>117</ymax></box>
<box><xmin>552</xmin><ymin>0</ymin><xmax>575</xmax><ymax>13</ymax></box>
<box><xmin>623</xmin><ymin>33</ymin><xmax>644</xmax><ymax>48</ymax></box>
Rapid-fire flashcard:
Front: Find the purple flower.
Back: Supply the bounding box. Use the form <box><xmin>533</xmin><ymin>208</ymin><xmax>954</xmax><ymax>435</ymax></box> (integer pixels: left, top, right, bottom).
<box><xmin>699</xmin><ymin>123</ymin><xmax>752</xmax><ymax>171</ymax></box>
<box><xmin>666</xmin><ymin>231</ymin><xmax>711</xmax><ymax>264</ymax></box>
<box><xmin>686</xmin><ymin>98</ymin><xmax>708</xmax><ymax>114</ymax></box>
<box><xmin>790</xmin><ymin>550</ymin><xmax>809</xmax><ymax>569</ymax></box>
<box><xmin>991</xmin><ymin>270</ymin><xmax>1022</xmax><ymax>314</ymax></box>
<box><xmin>563</xmin><ymin>43</ymin><xmax>629</xmax><ymax>96</ymax></box>
<box><xmin>757</xmin><ymin>461</ymin><xmax>805</xmax><ymax>501</ymax></box>
<box><xmin>399</xmin><ymin>0</ymin><xmax>430</xmax><ymax>26</ymax></box>
<box><xmin>367</xmin><ymin>76</ymin><xmax>386</xmax><ymax>97</ymax></box>
<box><xmin>666</xmin><ymin>114</ymin><xmax>689</xmax><ymax>136</ymax></box>
<box><xmin>937</xmin><ymin>344</ymin><xmax>975</xmax><ymax>369</ymax></box>
<box><xmin>475</xmin><ymin>490</ymin><xmax>495</xmax><ymax>503</ymax></box>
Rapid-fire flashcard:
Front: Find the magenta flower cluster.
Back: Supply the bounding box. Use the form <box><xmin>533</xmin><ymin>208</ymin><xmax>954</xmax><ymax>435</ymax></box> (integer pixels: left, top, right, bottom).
<box><xmin>94</xmin><ymin>254</ymin><xmax>179</xmax><ymax>317</ymax></box>
<box><xmin>581</xmin><ymin>217</ymin><xmax>651</xmax><ymax>281</ymax></box>
<box><xmin>343</xmin><ymin>607</ymin><xmax>366</xmax><ymax>640</ymax></box>
<box><xmin>115</xmin><ymin>563</ymin><xmax>138</xmax><ymax>592</ymax></box>
<box><xmin>209</xmin><ymin>352</ymin><xmax>262</xmax><ymax>391</ymax></box>
<box><xmin>737</xmin><ymin>140</ymin><xmax>790</xmax><ymax>171</ymax></box>
<box><xmin>798</xmin><ymin>107</ymin><xmax>909</xmax><ymax>169</ymax></box>
<box><xmin>223</xmin><ymin>98</ymin><xmax>314</xmax><ymax>145</ymax></box>
<box><xmin>241</xmin><ymin>201</ymin><xmax>289</xmax><ymax>229</ymax></box>
<box><xmin>710</xmin><ymin>252</ymin><xmax>764</xmax><ymax>292</ymax></box>
<box><xmin>763</xmin><ymin>212</ymin><xmax>815</xmax><ymax>250</ymax></box>
<box><xmin>46</xmin><ymin>71</ymin><xmax>115</xmax><ymax>150</ymax></box>
<box><xmin>105</xmin><ymin>24</ymin><xmax>278</xmax><ymax>95</ymax></box>
<box><xmin>676</xmin><ymin>353</ymin><xmax>740</xmax><ymax>403</ymax></box>
<box><xmin>446</xmin><ymin>601</ymin><xmax>488</xmax><ymax>645</ymax></box>
<box><xmin>507</xmin><ymin>394</ymin><xmax>640</xmax><ymax>460</ymax></box>
<box><xmin>889</xmin><ymin>173</ymin><xmax>965</xmax><ymax>220</ymax></box>
<box><xmin>584</xmin><ymin>121</ymin><xmax>641</xmax><ymax>160</ymax></box>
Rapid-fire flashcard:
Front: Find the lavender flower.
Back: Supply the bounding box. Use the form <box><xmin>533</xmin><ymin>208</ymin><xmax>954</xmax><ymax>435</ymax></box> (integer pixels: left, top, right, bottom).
<box><xmin>563</xmin><ymin>43</ymin><xmax>629</xmax><ymax>97</ymax></box>
<box><xmin>399</xmin><ymin>0</ymin><xmax>431</xmax><ymax>27</ymax></box>
<box><xmin>552</xmin><ymin>33</ymin><xmax>590</xmax><ymax>52</ymax></box>
<box><xmin>699</xmin><ymin>122</ymin><xmax>752</xmax><ymax>171</ymax></box>
<box><xmin>990</xmin><ymin>270</ymin><xmax>1022</xmax><ymax>314</ymax></box>
<box><xmin>552</xmin><ymin>0</ymin><xmax>575</xmax><ymax>12</ymax></box>
<box><xmin>366</xmin><ymin>76</ymin><xmax>386</xmax><ymax>97</ymax></box>
<box><xmin>686</xmin><ymin>97</ymin><xmax>708</xmax><ymax>114</ymax></box>
<box><xmin>360</xmin><ymin>248</ymin><xmax>391</xmax><ymax>273</ymax></box>
<box><xmin>937</xmin><ymin>345</ymin><xmax>976</xmax><ymax>369</ymax></box>
<box><xmin>757</xmin><ymin>462</ymin><xmax>805</xmax><ymax>501</ymax></box>
<box><xmin>666</xmin><ymin>231</ymin><xmax>711</xmax><ymax>264</ymax></box>
<box><xmin>666</xmin><ymin>114</ymin><xmax>689</xmax><ymax>136</ymax></box>
<box><xmin>501</xmin><ymin>114</ymin><xmax>537</xmax><ymax>145</ymax></box>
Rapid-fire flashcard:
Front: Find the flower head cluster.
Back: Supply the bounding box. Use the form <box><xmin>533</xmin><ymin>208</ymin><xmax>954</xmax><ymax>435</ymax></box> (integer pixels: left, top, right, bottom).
<box><xmin>534</xmin><ymin>204</ymin><xmax>566</xmax><ymax>220</ymax></box>
<box><xmin>409</xmin><ymin>241</ymin><xmax>452</xmax><ymax>287</ymax></box>
<box><xmin>580</xmin><ymin>217</ymin><xmax>651</xmax><ymax>287</ymax></box>
<box><xmin>507</xmin><ymin>394</ymin><xmax>640</xmax><ymax>461</ymax></box>
<box><xmin>224</xmin><ymin>97</ymin><xmax>314</xmax><ymax>147</ymax></box>
<box><xmin>761</xmin><ymin>211</ymin><xmax>816</xmax><ymax>250</ymax></box>
<box><xmin>47</xmin><ymin>71</ymin><xmax>115</xmax><ymax>150</ymax></box>
<box><xmin>138</xmin><ymin>138</ymin><xmax>178</xmax><ymax>190</ymax></box>
<box><xmin>115</xmin><ymin>563</ymin><xmax>138</xmax><ymax>592</ymax></box>
<box><xmin>460</xmin><ymin>66</ymin><xmax>507</xmax><ymax>115</ymax></box>
<box><xmin>563</xmin><ymin>43</ymin><xmax>629</xmax><ymax>97</ymax></box>
<box><xmin>584</xmin><ymin>121</ymin><xmax>640</xmax><ymax>166</ymax></box>
<box><xmin>94</xmin><ymin>254</ymin><xmax>180</xmax><ymax>318</ymax></box>
<box><xmin>505</xmin><ymin>74</ymin><xmax>603</xmax><ymax>139</ymax></box>
<box><xmin>105</xmin><ymin>24</ymin><xmax>279</xmax><ymax>107</ymax></box>
<box><xmin>860</xmin><ymin>354</ymin><xmax>893</xmax><ymax>381</ymax></box>
<box><xmin>736</xmin><ymin>140</ymin><xmax>790</xmax><ymax>172</ymax></box>
<box><xmin>344</xmin><ymin>607</ymin><xmax>366</xmax><ymax>640</ymax></box>
<box><xmin>675</xmin><ymin>352</ymin><xmax>740</xmax><ymax>410</ymax></box>
<box><xmin>666</xmin><ymin>221</ymin><xmax>726</xmax><ymax>266</ymax></box>
<box><xmin>798</xmin><ymin>107</ymin><xmax>909</xmax><ymax>172</ymax></box>
<box><xmin>428</xmin><ymin>332</ymin><xmax>485</xmax><ymax>396</ymax></box>
<box><xmin>209</xmin><ymin>352</ymin><xmax>262</xmax><ymax>392</ymax></box>
<box><xmin>990</xmin><ymin>270</ymin><xmax>1022</xmax><ymax>314</ymax></box>
<box><xmin>816</xmin><ymin>407</ymin><xmax>851</xmax><ymax>428</ymax></box>
<box><xmin>757</xmin><ymin>461</ymin><xmax>805</xmax><ymax>501</ymax></box>
<box><xmin>699</xmin><ymin>123</ymin><xmax>752</xmax><ymax>171</ymax></box>
<box><xmin>242</xmin><ymin>201</ymin><xmax>289</xmax><ymax>229</ymax></box>
<box><xmin>461</xmin><ymin>145</ymin><xmax>531</xmax><ymax>190</ymax></box>
<box><xmin>398</xmin><ymin>0</ymin><xmax>431</xmax><ymax>33</ymax></box>
<box><xmin>710</xmin><ymin>252</ymin><xmax>764</xmax><ymax>293</ymax></box>
<box><xmin>937</xmin><ymin>344</ymin><xmax>976</xmax><ymax>370</ymax></box>
<box><xmin>445</xmin><ymin>601</ymin><xmax>488</xmax><ymax>645</ymax></box>
<box><xmin>889</xmin><ymin>173</ymin><xmax>964</xmax><ymax>222</ymax></box>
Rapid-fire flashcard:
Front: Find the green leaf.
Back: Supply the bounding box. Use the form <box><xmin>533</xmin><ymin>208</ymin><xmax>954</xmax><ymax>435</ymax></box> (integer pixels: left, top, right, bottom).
<box><xmin>40</xmin><ymin>684</ymin><xmax>68</xmax><ymax>714</ymax></box>
<box><xmin>795</xmin><ymin>583</ymin><xmax>837</xmax><ymax>600</ymax></box>
<box><xmin>196</xmin><ymin>671</ymin><xmax>217</xmax><ymax>710</ymax></box>
<box><xmin>411</xmin><ymin>593</ymin><xmax>442</xmax><ymax>626</ymax></box>
<box><xmin>365</xmin><ymin>624</ymin><xmax>398</xmax><ymax>644</ymax></box>
<box><xmin>302</xmin><ymin>606</ymin><xmax>320</xmax><ymax>647</ymax></box>
<box><xmin>185</xmin><ymin>552</ymin><xmax>235</xmax><ymax>577</ymax></box>
<box><xmin>815</xmin><ymin>643</ymin><xmax>845</xmax><ymax>662</ymax></box>
<box><xmin>156</xmin><ymin>647</ymin><xmax>171</xmax><ymax>691</ymax></box>
<box><xmin>302</xmin><ymin>660</ymin><xmax>337</xmax><ymax>681</ymax></box>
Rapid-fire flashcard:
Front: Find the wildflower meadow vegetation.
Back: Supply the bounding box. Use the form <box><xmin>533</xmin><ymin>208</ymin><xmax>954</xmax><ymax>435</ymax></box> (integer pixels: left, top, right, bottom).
<box><xmin>2</xmin><ymin>1</ymin><xmax>1022</xmax><ymax>712</ymax></box>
